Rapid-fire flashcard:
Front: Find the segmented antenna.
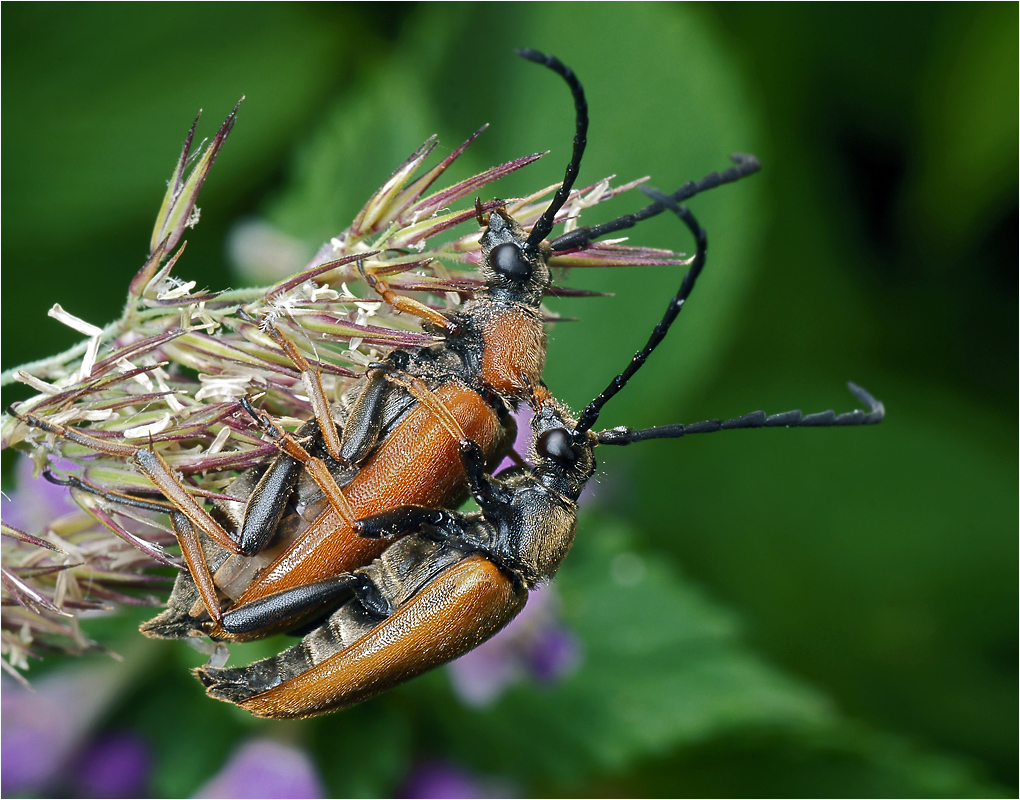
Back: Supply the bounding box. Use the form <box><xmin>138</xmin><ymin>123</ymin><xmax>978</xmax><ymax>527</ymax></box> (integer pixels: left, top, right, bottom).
<box><xmin>575</xmin><ymin>187</ymin><xmax>706</xmax><ymax>435</ymax></box>
<box><xmin>550</xmin><ymin>154</ymin><xmax>760</xmax><ymax>252</ymax></box>
<box><xmin>596</xmin><ymin>383</ymin><xmax>885</xmax><ymax>445</ymax></box>
<box><xmin>515</xmin><ymin>49</ymin><xmax>589</xmax><ymax>256</ymax></box>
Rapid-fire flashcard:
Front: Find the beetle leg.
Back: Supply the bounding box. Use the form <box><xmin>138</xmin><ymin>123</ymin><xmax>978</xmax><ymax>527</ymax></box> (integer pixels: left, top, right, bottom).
<box><xmin>357</xmin><ymin>258</ymin><xmax>458</xmax><ymax>334</ymax></box>
<box><xmin>457</xmin><ymin>438</ymin><xmax>513</xmax><ymax>512</ymax></box>
<box><xmin>219</xmin><ymin>573</ymin><xmax>375</xmax><ymax>635</ymax></box>
<box><xmin>235</xmin><ymin>451</ymin><xmax>303</xmax><ymax>555</ymax></box>
<box><xmin>353</xmin><ymin>505</ymin><xmax>466</xmax><ymax>541</ymax></box>
<box><xmin>237</xmin><ymin>312</ymin><xmax>362</xmax><ymax>543</ymax></box>
<box><xmin>336</xmin><ymin>359</ymin><xmax>397</xmax><ymax>465</ymax></box>
<box><xmin>13</xmin><ymin>410</ymin><xmax>245</xmax><ymax>556</ymax></box>
<box><xmin>378</xmin><ymin>370</ymin><xmax>469</xmax><ymax>446</ymax></box>
<box><xmin>240</xmin><ymin>398</ymin><xmax>357</xmax><ymax>528</ymax></box>
<box><xmin>238</xmin><ymin>310</ymin><xmax>346</xmax><ymax>463</ymax></box>
<box><xmin>10</xmin><ymin>409</ymin><xmax>138</xmax><ymax>459</ymax></box>
<box><xmin>42</xmin><ymin>470</ymin><xmax>176</xmax><ymax>515</ymax></box>
<box><xmin>131</xmin><ymin>449</ymin><xmax>245</xmax><ymax>554</ymax></box>
<box><xmin>13</xmin><ymin>409</ymin><xmax>246</xmax><ymax>552</ymax></box>
<box><xmin>11</xmin><ymin>410</ymin><xmax>244</xmax><ymax>625</ymax></box>
<box><xmin>45</xmin><ymin>474</ymin><xmax>224</xmax><ymax>610</ymax></box>
<box><xmin>166</xmin><ymin>511</ymin><xmax>225</xmax><ymax>626</ymax></box>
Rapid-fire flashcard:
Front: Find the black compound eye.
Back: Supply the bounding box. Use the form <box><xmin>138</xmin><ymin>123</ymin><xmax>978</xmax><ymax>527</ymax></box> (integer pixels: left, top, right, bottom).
<box><xmin>490</xmin><ymin>242</ymin><xmax>532</xmax><ymax>282</ymax></box>
<box><xmin>537</xmin><ymin>428</ymin><xmax>579</xmax><ymax>468</ymax></box>
<box><xmin>385</xmin><ymin>349</ymin><xmax>411</xmax><ymax>370</ymax></box>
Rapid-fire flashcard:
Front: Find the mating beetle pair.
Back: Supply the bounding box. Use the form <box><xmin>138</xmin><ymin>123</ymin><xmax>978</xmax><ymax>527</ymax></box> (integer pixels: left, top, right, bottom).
<box><xmin>195</xmin><ymin>190</ymin><xmax>883</xmax><ymax>718</ymax></box>
<box><xmin>13</xmin><ymin>50</ymin><xmax>882</xmax><ymax>718</ymax></box>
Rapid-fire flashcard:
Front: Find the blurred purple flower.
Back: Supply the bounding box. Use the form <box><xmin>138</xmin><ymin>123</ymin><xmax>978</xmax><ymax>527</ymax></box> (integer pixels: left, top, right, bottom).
<box><xmin>495</xmin><ymin>403</ymin><xmax>533</xmax><ymax>474</ymax></box>
<box><xmin>401</xmin><ymin>760</ymin><xmax>515</xmax><ymax>799</ymax></box>
<box><xmin>74</xmin><ymin>731</ymin><xmax>152</xmax><ymax>798</ymax></box>
<box><xmin>194</xmin><ymin>738</ymin><xmax>325</xmax><ymax>799</ymax></box>
<box><xmin>446</xmin><ymin>584</ymin><xmax>581</xmax><ymax>708</ymax></box>
<box><xmin>1</xmin><ymin>664</ymin><xmax>131</xmax><ymax>796</ymax></box>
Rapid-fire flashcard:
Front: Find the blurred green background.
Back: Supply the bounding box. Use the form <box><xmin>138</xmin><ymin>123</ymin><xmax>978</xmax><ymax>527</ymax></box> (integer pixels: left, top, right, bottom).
<box><xmin>2</xmin><ymin>3</ymin><xmax>1015</xmax><ymax>797</ymax></box>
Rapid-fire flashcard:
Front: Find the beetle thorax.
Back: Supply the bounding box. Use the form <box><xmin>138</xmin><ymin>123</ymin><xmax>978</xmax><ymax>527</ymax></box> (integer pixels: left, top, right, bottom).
<box><xmin>497</xmin><ymin>480</ymin><xmax>578</xmax><ymax>587</ymax></box>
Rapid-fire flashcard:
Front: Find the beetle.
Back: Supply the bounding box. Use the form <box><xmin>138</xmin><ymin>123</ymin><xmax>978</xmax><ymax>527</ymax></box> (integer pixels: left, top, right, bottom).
<box><xmin>193</xmin><ymin>198</ymin><xmax>884</xmax><ymax>718</ymax></box>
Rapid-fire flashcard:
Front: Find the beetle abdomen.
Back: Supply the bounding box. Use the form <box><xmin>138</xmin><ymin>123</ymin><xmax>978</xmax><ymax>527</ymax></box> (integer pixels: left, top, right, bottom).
<box><xmin>196</xmin><ymin>551</ymin><xmax>527</xmax><ymax>718</ymax></box>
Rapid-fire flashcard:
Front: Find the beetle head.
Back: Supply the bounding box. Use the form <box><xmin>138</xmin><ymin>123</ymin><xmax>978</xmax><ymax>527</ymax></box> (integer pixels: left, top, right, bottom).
<box><xmin>529</xmin><ymin>397</ymin><xmax>597</xmax><ymax>502</ymax></box>
<box><xmin>479</xmin><ymin>207</ymin><xmax>551</xmax><ymax>308</ymax></box>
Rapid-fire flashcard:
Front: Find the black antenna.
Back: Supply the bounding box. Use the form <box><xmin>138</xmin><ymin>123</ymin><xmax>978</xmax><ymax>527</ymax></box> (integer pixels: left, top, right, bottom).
<box><xmin>550</xmin><ymin>154</ymin><xmax>760</xmax><ymax>252</ymax></box>
<box><xmin>515</xmin><ymin>49</ymin><xmax>588</xmax><ymax>257</ymax></box>
<box><xmin>575</xmin><ymin>186</ymin><xmax>706</xmax><ymax>435</ymax></box>
<box><xmin>573</xmin><ymin>189</ymin><xmax>885</xmax><ymax>440</ymax></box>
<box><xmin>596</xmin><ymin>382</ymin><xmax>885</xmax><ymax>445</ymax></box>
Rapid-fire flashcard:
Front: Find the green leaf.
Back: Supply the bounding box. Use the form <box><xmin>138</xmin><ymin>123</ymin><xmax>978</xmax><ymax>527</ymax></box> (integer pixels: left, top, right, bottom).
<box><xmin>418</xmin><ymin>518</ymin><xmax>830</xmax><ymax>784</ymax></box>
